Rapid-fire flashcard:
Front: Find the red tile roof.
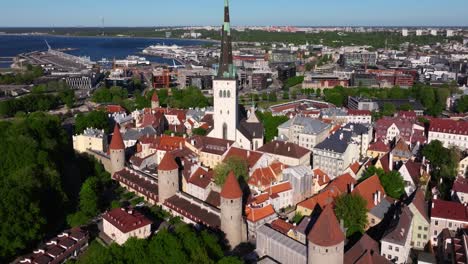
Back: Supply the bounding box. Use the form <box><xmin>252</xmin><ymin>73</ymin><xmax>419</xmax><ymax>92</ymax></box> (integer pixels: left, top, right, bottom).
<box><xmin>249</xmin><ymin>162</ymin><xmax>286</xmax><ymax>188</ymax></box>
<box><xmin>349</xmin><ymin>162</ymin><xmax>361</xmax><ymax>175</ymax></box>
<box><xmin>368</xmin><ymin>140</ymin><xmax>390</xmax><ymax>153</ymax></box>
<box><xmin>269</xmin><ymin>181</ymin><xmax>292</xmax><ymax>194</ymax></box>
<box><xmin>224</xmin><ymin>147</ymin><xmax>264</xmax><ymax>168</ymax></box>
<box><xmin>327</xmin><ymin>173</ymin><xmax>357</xmax><ymax>194</ymax></box>
<box><xmin>347</xmin><ymin>109</ymin><xmax>371</xmax><ymax>116</ymax></box>
<box><xmin>104</xmin><ymin>104</ymin><xmax>126</xmax><ymax>113</ymax></box>
<box><xmin>429</xmin><ymin>118</ymin><xmax>468</xmax><ymax>135</ymax></box>
<box><xmin>257</xmin><ymin>140</ymin><xmax>310</xmax><ymax>159</ymax></box>
<box><xmin>109</xmin><ymin>124</ymin><xmax>125</xmax><ymax>150</ymax></box>
<box><xmin>313</xmin><ymin>168</ymin><xmax>331</xmax><ymax>186</ymax></box>
<box><xmin>307</xmin><ymin>205</ymin><xmax>345</xmax><ymax>246</ymax></box>
<box><xmin>298</xmin><ymin>186</ymin><xmax>341</xmax><ymax>211</ymax></box>
<box><xmin>103</xmin><ymin>207</ymin><xmax>152</xmax><ymax>233</ymax></box>
<box><xmin>352</xmin><ymin>175</ymin><xmax>385</xmax><ymax>210</ymax></box>
<box><xmin>245</xmin><ymin>204</ymin><xmax>276</xmax><ymax>223</ymax></box>
<box><xmin>188</xmin><ymin>167</ymin><xmax>213</xmax><ymax>189</ymax></box>
<box><xmin>270</xmin><ymin>219</ymin><xmax>295</xmax><ymax>234</ymax></box>
<box><xmin>453</xmin><ymin>177</ymin><xmax>468</xmax><ymax>194</ymax></box>
<box><xmin>158</xmin><ymin>135</ymin><xmax>186</xmax><ymax>150</ymax></box>
<box><xmin>158</xmin><ymin>152</ymin><xmax>179</xmax><ymax>171</ymax></box>
<box><xmin>431</xmin><ymin>199</ymin><xmax>468</xmax><ymax>222</ymax></box>
<box><xmin>220</xmin><ymin>171</ymin><xmax>243</xmax><ymax>199</ymax></box>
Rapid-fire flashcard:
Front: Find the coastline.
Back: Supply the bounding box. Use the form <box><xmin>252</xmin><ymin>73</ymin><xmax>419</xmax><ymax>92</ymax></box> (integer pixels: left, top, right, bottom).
<box><xmin>0</xmin><ymin>33</ymin><xmax>219</xmax><ymax>43</ymax></box>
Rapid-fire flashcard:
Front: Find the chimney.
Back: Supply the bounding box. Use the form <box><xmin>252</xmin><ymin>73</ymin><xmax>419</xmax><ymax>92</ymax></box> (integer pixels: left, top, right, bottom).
<box><xmin>323</xmin><ymin>175</ymin><xmax>326</xmax><ymax>184</ymax></box>
<box><xmin>377</xmin><ymin>190</ymin><xmax>381</xmax><ymax>203</ymax></box>
<box><xmin>350</xmin><ymin>183</ymin><xmax>354</xmax><ymax>192</ymax></box>
<box><xmin>247</xmin><ymin>151</ymin><xmax>250</xmax><ymax>158</ymax></box>
<box><xmin>339</xmin><ymin>133</ymin><xmax>344</xmax><ymax>140</ymax></box>
<box><xmin>171</xmin><ymin>132</ymin><xmax>175</xmax><ymax>137</ymax></box>
<box><xmin>288</xmin><ymin>146</ymin><xmax>291</xmax><ymax>152</ymax></box>
<box><xmin>373</xmin><ymin>193</ymin><xmax>378</xmax><ymax>206</ymax></box>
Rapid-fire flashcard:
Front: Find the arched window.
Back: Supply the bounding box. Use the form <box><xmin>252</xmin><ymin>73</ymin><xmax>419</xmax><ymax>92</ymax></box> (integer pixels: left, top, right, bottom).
<box><xmin>227</xmin><ymin>90</ymin><xmax>231</xmax><ymax>98</ymax></box>
<box><xmin>223</xmin><ymin>90</ymin><xmax>227</xmax><ymax>98</ymax></box>
<box><xmin>223</xmin><ymin>123</ymin><xmax>228</xmax><ymax>140</ymax></box>
<box><xmin>219</xmin><ymin>90</ymin><xmax>223</xmax><ymax>98</ymax></box>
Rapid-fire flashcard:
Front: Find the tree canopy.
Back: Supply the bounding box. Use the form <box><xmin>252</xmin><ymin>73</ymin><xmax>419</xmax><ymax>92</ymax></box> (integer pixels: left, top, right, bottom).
<box><xmin>75</xmin><ymin>110</ymin><xmax>110</xmax><ymax>134</ymax></box>
<box><xmin>256</xmin><ymin>111</ymin><xmax>289</xmax><ymax>142</ymax></box>
<box><xmin>334</xmin><ymin>194</ymin><xmax>368</xmax><ymax>237</ymax></box>
<box><xmin>77</xmin><ymin>224</ymin><xmax>243</xmax><ymax>264</ymax></box>
<box><xmin>0</xmin><ymin>113</ymin><xmax>112</xmax><ymax>262</ymax></box>
<box><xmin>214</xmin><ymin>156</ymin><xmax>248</xmax><ymax>186</ymax></box>
<box><xmin>422</xmin><ymin>140</ymin><xmax>460</xmax><ymax>199</ymax></box>
<box><xmin>361</xmin><ymin>166</ymin><xmax>405</xmax><ymax>199</ymax></box>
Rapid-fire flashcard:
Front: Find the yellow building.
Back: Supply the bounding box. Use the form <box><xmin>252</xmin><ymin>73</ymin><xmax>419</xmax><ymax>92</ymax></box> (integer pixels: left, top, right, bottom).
<box><xmin>72</xmin><ymin>128</ymin><xmax>107</xmax><ymax>153</ymax></box>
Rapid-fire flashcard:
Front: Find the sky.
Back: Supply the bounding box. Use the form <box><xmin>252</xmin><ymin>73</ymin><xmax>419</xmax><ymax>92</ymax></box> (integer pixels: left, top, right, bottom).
<box><xmin>1</xmin><ymin>0</ymin><xmax>467</xmax><ymax>27</ymax></box>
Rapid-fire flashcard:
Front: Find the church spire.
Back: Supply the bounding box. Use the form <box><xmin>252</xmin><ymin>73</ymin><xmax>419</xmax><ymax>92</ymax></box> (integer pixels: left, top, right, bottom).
<box><xmin>218</xmin><ymin>0</ymin><xmax>235</xmax><ymax>79</ymax></box>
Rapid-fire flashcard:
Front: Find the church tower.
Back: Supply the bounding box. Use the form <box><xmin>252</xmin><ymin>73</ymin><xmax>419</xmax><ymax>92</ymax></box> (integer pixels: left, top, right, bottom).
<box><xmin>211</xmin><ymin>0</ymin><xmax>238</xmax><ymax>141</ymax></box>
<box><xmin>220</xmin><ymin>171</ymin><xmax>246</xmax><ymax>248</ymax></box>
<box><xmin>109</xmin><ymin>124</ymin><xmax>125</xmax><ymax>175</ymax></box>
<box><xmin>157</xmin><ymin>152</ymin><xmax>179</xmax><ymax>204</ymax></box>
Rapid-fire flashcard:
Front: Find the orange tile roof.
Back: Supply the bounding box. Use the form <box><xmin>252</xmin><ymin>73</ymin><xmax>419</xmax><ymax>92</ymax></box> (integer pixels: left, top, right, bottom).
<box><xmin>109</xmin><ymin>124</ymin><xmax>125</xmax><ymax>150</ymax></box>
<box><xmin>270</xmin><ymin>219</ymin><xmax>295</xmax><ymax>234</ymax></box>
<box><xmin>352</xmin><ymin>175</ymin><xmax>385</xmax><ymax>210</ymax></box>
<box><xmin>252</xmin><ymin>193</ymin><xmax>270</xmax><ymax>204</ymax></box>
<box><xmin>158</xmin><ymin>152</ymin><xmax>179</xmax><ymax>171</ymax></box>
<box><xmin>245</xmin><ymin>204</ymin><xmax>276</xmax><ymax>223</ymax></box>
<box><xmin>297</xmin><ymin>186</ymin><xmax>341</xmax><ymax>211</ymax></box>
<box><xmin>220</xmin><ymin>171</ymin><xmax>243</xmax><ymax>199</ymax></box>
<box><xmin>249</xmin><ymin>166</ymin><xmax>280</xmax><ymax>188</ymax></box>
<box><xmin>313</xmin><ymin>168</ymin><xmax>331</xmax><ymax>186</ymax></box>
<box><xmin>327</xmin><ymin>173</ymin><xmax>357</xmax><ymax>194</ymax></box>
<box><xmin>349</xmin><ymin>162</ymin><xmax>360</xmax><ymax>175</ymax></box>
<box><xmin>158</xmin><ymin>135</ymin><xmax>185</xmax><ymax>150</ymax></box>
<box><xmin>269</xmin><ymin>182</ymin><xmax>292</xmax><ymax>194</ymax></box>
<box><xmin>307</xmin><ymin>205</ymin><xmax>345</xmax><ymax>247</ymax></box>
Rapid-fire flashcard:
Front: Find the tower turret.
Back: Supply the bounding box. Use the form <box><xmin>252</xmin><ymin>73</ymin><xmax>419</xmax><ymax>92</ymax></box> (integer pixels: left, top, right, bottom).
<box><xmin>157</xmin><ymin>152</ymin><xmax>179</xmax><ymax>204</ymax></box>
<box><xmin>220</xmin><ymin>171</ymin><xmax>245</xmax><ymax>248</ymax></box>
<box><xmin>109</xmin><ymin>124</ymin><xmax>125</xmax><ymax>174</ymax></box>
<box><xmin>151</xmin><ymin>91</ymin><xmax>160</xmax><ymax>109</ymax></box>
<box><xmin>307</xmin><ymin>205</ymin><xmax>345</xmax><ymax>264</ymax></box>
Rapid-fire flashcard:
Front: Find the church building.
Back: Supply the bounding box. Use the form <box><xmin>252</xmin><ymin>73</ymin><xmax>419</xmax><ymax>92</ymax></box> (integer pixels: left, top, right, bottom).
<box><xmin>208</xmin><ymin>0</ymin><xmax>264</xmax><ymax>151</ymax></box>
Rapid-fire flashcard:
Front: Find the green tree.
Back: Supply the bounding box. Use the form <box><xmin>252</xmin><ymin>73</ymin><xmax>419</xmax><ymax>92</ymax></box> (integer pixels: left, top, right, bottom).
<box><xmin>214</xmin><ymin>156</ymin><xmax>248</xmax><ymax>186</ymax></box>
<box><xmin>256</xmin><ymin>111</ymin><xmax>289</xmax><ymax>142</ymax></box>
<box><xmin>75</xmin><ymin>111</ymin><xmax>110</xmax><ymax>134</ymax></box>
<box><xmin>282</xmin><ymin>91</ymin><xmax>290</xmax><ymax>100</ymax></box>
<box><xmin>361</xmin><ymin>166</ymin><xmax>405</xmax><ymax>199</ymax></box>
<box><xmin>422</xmin><ymin>140</ymin><xmax>460</xmax><ymax>199</ymax></box>
<box><xmin>334</xmin><ymin>194</ymin><xmax>369</xmax><ymax>237</ymax></box>
<box><xmin>192</xmin><ymin>127</ymin><xmax>207</xmax><ymax>136</ymax></box>
<box><xmin>268</xmin><ymin>92</ymin><xmax>277</xmax><ymax>102</ymax></box>
<box><xmin>456</xmin><ymin>96</ymin><xmax>468</xmax><ymax>113</ymax></box>
<box><xmin>382</xmin><ymin>102</ymin><xmax>396</xmax><ymax>117</ymax></box>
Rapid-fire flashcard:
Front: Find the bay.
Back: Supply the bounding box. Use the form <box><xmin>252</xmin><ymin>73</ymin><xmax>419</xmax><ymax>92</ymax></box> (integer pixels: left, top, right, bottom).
<box><xmin>0</xmin><ymin>34</ymin><xmax>208</xmax><ymax>68</ymax></box>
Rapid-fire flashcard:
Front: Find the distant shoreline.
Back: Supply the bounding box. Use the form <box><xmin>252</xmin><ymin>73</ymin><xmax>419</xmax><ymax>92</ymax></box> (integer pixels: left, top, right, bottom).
<box><xmin>0</xmin><ymin>33</ymin><xmax>219</xmax><ymax>44</ymax></box>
